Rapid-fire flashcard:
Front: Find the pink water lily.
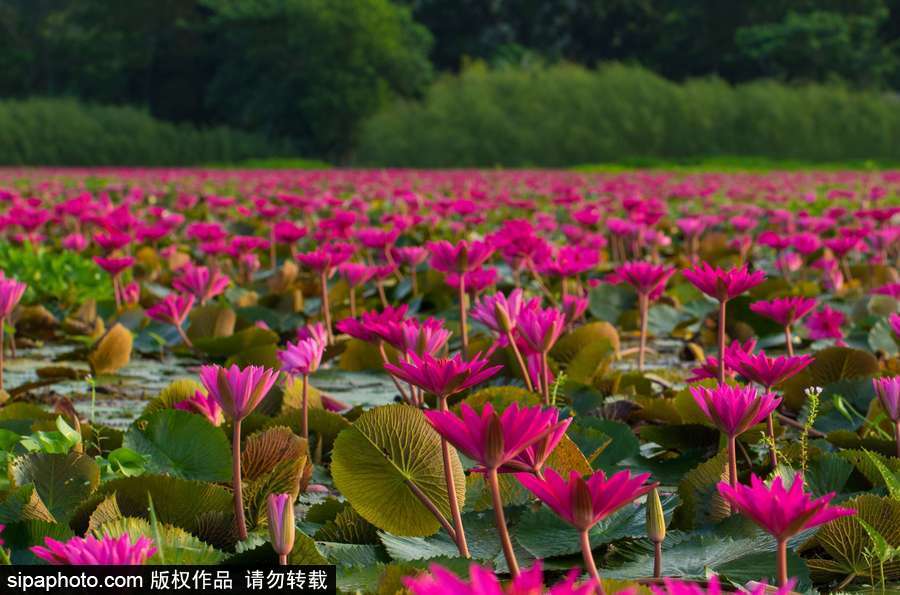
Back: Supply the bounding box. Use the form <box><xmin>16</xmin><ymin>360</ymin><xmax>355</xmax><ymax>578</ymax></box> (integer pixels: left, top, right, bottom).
<box><xmin>718</xmin><ymin>474</ymin><xmax>855</xmax><ymax>586</ymax></box>
<box><xmin>146</xmin><ymin>293</ymin><xmax>195</xmax><ymax>347</ymax></box>
<box><xmin>384</xmin><ymin>351</ymin><xmax>501</xmax><ymax>401</ymax></box>
<box><xmin>611</xmin><ymin>261</ymin><xmax>676</xmax><ymax>370</ymax></box>
<box><xmin>749</xmin><ymin>296</ymin><xmax>817</xmax><ymax>355</ymax></box>
<box><xmin>279</xmin><ymin>337</ymin><xmax>325</xmax><ymax>440</ymax></box>
<box><xmin>174</xmin><ymin>390</ymin><xmax>224</xmax><ymax>426</ymax></box>
<box><xmin>267</xmin><ymin>493</ymin><xmax>295</xmax><ymax>565</ymax></box>
<box><xmin>404</xmin><ymin>561</ymin><xmax>618</xmax><ymax>595</ymax></box>
<box><xmin>874</xmin><ymin>376</ymin><xmax>900</xmax><ymax>456</ymax></box>
<box><xmin>650</xmin><ymin>575</ymin><xmax>794</xmax><ymax>595</ymax></box>
<box><xmin>0</xmin><ymin>275</ymin><xmax>26</xmax><ymax>391</ymax></box>
<box><xmin>172</xmin><ymin>265</ymin><xmax>230</xmax><ymax>305</ymax></box>
<box><xmin>32</xmin><ymin>534</ymin><xmax>156</xmax><ymax>565</ymax></box>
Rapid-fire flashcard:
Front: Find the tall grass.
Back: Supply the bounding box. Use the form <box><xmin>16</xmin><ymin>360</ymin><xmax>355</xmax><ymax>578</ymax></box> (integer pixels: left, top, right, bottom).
<box><xmin>355</xmin><ymin>63</ymin><xmax>900</xmax><ymax>167</ymax></box>
<box><xmin>0</xmin><ymin>98</ymin><xmax>290</xmax><ymax>166</ymax></box>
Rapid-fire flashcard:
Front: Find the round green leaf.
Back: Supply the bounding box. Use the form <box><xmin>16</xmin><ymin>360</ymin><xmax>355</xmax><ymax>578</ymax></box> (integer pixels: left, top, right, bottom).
<box><xmin>123</xmin><ymin>409</ymin><xmax>232</xmax><ymax>482</ymax></box>
<box><xmin>331</xmin><ymin>404</ymin><xmax>465</xmax><ymax>537</ymax></box>
<box><xmin>9</xmin><ymin>452</ymin><xmax>100</xmax><ymax>523</ymax></box>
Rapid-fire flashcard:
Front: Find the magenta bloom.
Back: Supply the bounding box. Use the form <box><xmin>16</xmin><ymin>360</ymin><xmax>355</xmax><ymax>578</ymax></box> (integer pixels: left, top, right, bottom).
<box><xmin>0</xmin><ymin>276</ymin><xmax>27</xmax><ymax>318</ymax></box>
<box><xmin>612</xmin><ymin>261</ymin><xmax>676</xmax><ymax>301</ymax></box>
<box><xmin>516</xmin><ymin>306</ymin><xmax>566</xmax><ymax>354</ymax></box>
<box><xmin>805</xmin><ymin>306</ymin><xmax>846</xmax><ymax>343</ymax></box>
<box><xmin>338</xmin><ymin>262</ymin><xmax>374</xmax><ymax>287</ymax></box>
<box><xmin>403</xmin><ymin>561</ymin><xmax>604</xmax><ymax>595</ymax></box>
<box><xmin>427</xmin><ymin>239</ymin><xmax>494</xmax><ymax>273</ymax></box>
<box><xmin>297</xmin><ymin>322</ymin><xmax>328</xmax><ymax>348</ymax></box>
<box><xmin>517</xmin><ymin>468</ymin><xmax>656</xmax><ymax>532</ymax></box>
<box><xmin>392</xmin><ymin>246</ymin><xmax>429</xmax><ymax>267</ymax></box>
<box><xmin>279</xmin><ymin>338</ymin><xmax>324</xmax><ymax>376</ymax></box>
<box><xmin>687</xmin><ymin>339</ymin><xmax>756</xmax><ymax>383</ymax></box>
<box><xmin>146</xmin><ymin>293</ymin><xmax>194</xmax><ymax>327</ymax></box>
<box><xmin>651</xmin><ymin>575</ymin><xmax>794</xmax><ymax>595</ymax></box>
<box><xmin>890</xmin><ymin>312</ymin><xmax>900</xmax><ymax>337</ymax></box>
<box><xmin>562</xmin><ymin>295</ymin><xmax>589</xmax><ymax>325</ymax></box>
<box><xmin>424</xmin><ymin>402</ymin><xmax>566</xmax><ymax>471</ymax></box>
<box><xmin>682</xmin><ymin>263</ymin><xmax>765</xmax><ymax>302</ymax></box>
<box><xmin>172</xmin><ymin>265</ymin><xmax>230</xmax><ymax>305</ymax></box>
<box><xmin>61</xmin><ymin>233</ymin><xmax>88</xmax><ymax>252</ymax></box>
<box><xmin>507</xmin><ymin>407</ymin><xmax>572</xmax><ymax>474</ymax></box>
<box><xmin>370</xmin><ymin>317</ymin><xmax>450</xmax><ymax>357</ymax></box>
<box><xmin>717</xmin><ymin>474</ymin><xmax>855</xmax><ymax>541</ymax></box>
<box><xmin>750</xmin><ymin>296</ymin><xmax>817</xmax><ymax>327</ymax></box>
<box><xmin>94</xmin><ymin>256</ymin><xmax>135</xmax><ymax>277</ymax></box>
<box><xmin>198</xmin><ymin>364</ymin><xmax>279</xmax><ymax>421</ymax></box>
<box><xmin>384</xmin><ymin>352</ymin><xmax>501</xmax><ymax>400</ymax></box>
<box><xmin>471</xmin><ymin>289</ymin><xmax>537</xmax><ymax>334</ymax></box>
<box><xmin>31</xmin><ymin>534</ymin><xmax>156</xmax><ymax>565</ymax></box>
<box><xmin>690</xmin><ymin>384</ymin><xmax>781</xmax><ymax>437</ymax></box>
<box><xmin>874</xmin><ymin>377</ymin><xmax>900</xmax><ymax>422</ymax></box>
<box><xmin>266</xmin><ymin>493</ymin><xmax>295</xmax><ymax>560</ymax></box>
<box><xmin>174</xmin><ymin>390</ymin><xmax>224</xmax><ymax>426</ymax></box>
<box><xmin>730</xmin><ymin>351</ymin><xmax>814</xmax><ymax>389</ymax></box>
<box><xmin>273</xmin><ymin>221</ymin><xmax>306</xmax><ymax>244</ymax></box>
<box><xmin>335</xmin><ymin>305</ymin><xmax>409</xmax><ymax>342</ymax></box>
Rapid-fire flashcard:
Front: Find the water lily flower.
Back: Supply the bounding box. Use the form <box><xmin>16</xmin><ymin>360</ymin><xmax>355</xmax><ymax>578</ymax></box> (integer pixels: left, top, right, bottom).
<box><xmin>611</xmin><ymin>261</ymin><xmax>676</xmax><ymax>370</ymax></box>
<box><xmin>199</xmin><ymin>364</ymin><xmax>279</xmax><ymax>540</ymax></box>
<box><xmin>687</xmin><ymin>339</ymin><xmax>756</xmax><ymax>383</ymax></box>
<box><xmin>718</xmin><ymin>474</ymin><xmax>855</xmax><ymax>586</ymax></box>
<box><xmin>297</xmin><ymin>322</ymin><xmax>328</xmax><ymax>348</ymax></box>
<box><xmin>749</xmin><ymin>297</ymin><xmax>817</xmax><ymax>356</ymax></box>
<box><xmin>146</xmin><ymin>293</ymin><xmax>195</xmax><ymax>347</ymax></box>
<box><xmin>384</xmin><ymin>351</ymin><xmax>501</xmax><ymax>402</ymax></box>
<box><xmin>874</xmin><ymin>376</ymin><xmax>900</xmax><ymax>457</ymax></box>
<box><xmin>516</xmin><ymin>306</ymin><xmax>566</xmax><ymax>404</ymax></box>
<box><xmin>805</xmin><ymin>305</ymin><xmax>846</xmax><ymax>345</ymax></box>
<box><xmin>517</xmin><ymin>468</ymin><xmax>656</xmax><ymax>584</ymax></box>
<box><xmin>427</xmin><ymin>403</ymin><xmax>568</xmax><ymax>576</ymax></box>
<box><xmin>404</xmin><ymin>561</ymin><xmax>612</xmax><ymax>595</ymax></box>
<box><xmin>172</xmin><ymin>265</ymin><xmax>230</xmax><ymax>305</ymax></box>
<box><xmin>0</xmin><ymin>275</ymin><xmax>26</xmax><ymax>392</ymax></box>
<box><xmin>32</xmin><ymin>534</ymin><xmax>156</xmax><ymax>565</ymax></box>
<box><xmin>650</xmin><ymin>575</ymin><xmax>794</xmax><ymax>595</ymax></box>
<box><xmin>174</xmin><ymin>390</ymin><xmax>224</xmax><ymax>426</ymax></box>
<box><xmin>267</xmin><ymin>493</ymin><xmax>295</xmax><ymax>565</ymax></box>
<box><xmin>683</xmin><ymin>263</ymin><xmax>766</xmax><ymax>382</ymax></box>
<box><xmin>690</xmin><ymin>384</ymin><xmax>781</xmax><ymax>488</ymax></box>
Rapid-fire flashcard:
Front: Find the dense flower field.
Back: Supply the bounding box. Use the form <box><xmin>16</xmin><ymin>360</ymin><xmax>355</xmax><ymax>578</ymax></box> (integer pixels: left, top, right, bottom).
<box><xmin>0</xmin><ymin>167</ymin><xmax>897</xmax><ymax>593</ymax></box>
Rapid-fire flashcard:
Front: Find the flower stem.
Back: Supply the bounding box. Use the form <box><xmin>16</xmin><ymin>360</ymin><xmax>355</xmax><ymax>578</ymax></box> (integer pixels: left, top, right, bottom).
<box><xmin>232</xmin><ymin>419</ymin><xmax>248</xmax><ymax>541</ymax></box>
<box><xmin>0</xmin><ymin>319</ymin><xmax>5</xmax><ymax>392</ymax></box>
<box><xmin>458</xmin><ymin>277</ymin><xmax>468</xmax><ymax>358</ymax></box>
<box><xmin>488</xmin><ymin>467</ymin><xmax>519</xmax><ymax>577</ymax></box>
<box><xmin>349</xmin><ymin>287</ymin><xmax>356</xmax><ymax>318</ymax></box>
<box><xmin>894</xmin><ymin>421</ymin><xmax>900</xmax><ymax>459</ymax></box>
<box><xmin>727</xmin><ymin>434</ymin><xmax>738</xmax><ymax>514</ymax></box>
<box><xmin>717</xmin><ymin>300</ymin><xmax>727</xmax><ymax>384</ymax></box>
<box><xmin>505</xmin><ymin>330</ymin><xmax>533</xmax><ymax>392</ymax></box>
<box><xmin>175</xmin><ymin>324</ymin><xmax>193</xmax><ymax>348</ymax></box>
<box><xmin>638</xmin><ymin>293</ymin><xmax>649</xmax><ymax>372</ymax></box>
<box><xmin>653</xmin><ymin>541</ymin><xmax>662</xmax><ymax>579</ymax></box>
<box><xmin>439</xmin><ymin>397</ymin><xmax>469</xmax><ymax>558</ymax></box>
<box><xmin>776</xmin><ymin>539</ymin><xmax>788</xmax><ymax>587</ymax></box>
<box><xmin>301</xmin><ymin>374</ymin><xmax>309</xmax><ymax>441</ymax></box>
<box><xmin>767</xmin><ymin>413</ymin><xmax>779</xmax><ymax>468</ymax></box>
<box><xmin>541</xmin><ymin>351</ymin><xmax>551</xmax><ymax>406</ymax></box>
<box><xmin>784</xmin><ymin>325</ymin><xmax>794</xmax><ymax>357</ymax></box>
<box><xmin>320</xmin><ymin>270</ymin><xmax>333</xmax><ymax>345</ymax></box>
<box><xmin>579</xmin><ymin>529</ymin><xmax>603</xmax><ymax>593</ymax></box>
<box><xmin>278</xmin><ymin>553</ymin><xmax>287</xmax><ymax>566</ymax></box>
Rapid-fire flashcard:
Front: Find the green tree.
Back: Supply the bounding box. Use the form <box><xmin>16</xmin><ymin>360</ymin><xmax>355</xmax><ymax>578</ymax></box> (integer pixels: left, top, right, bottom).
<box><xmin>202</xmin><ymin>0</ymin><xmax>432</xmax><ymax>160</ymax></box>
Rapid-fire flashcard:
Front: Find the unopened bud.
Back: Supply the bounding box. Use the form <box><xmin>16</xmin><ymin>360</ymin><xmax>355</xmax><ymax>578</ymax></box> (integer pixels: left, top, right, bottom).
<box><xmin>495</xmin><ymin>302</ymin><xmax>514</xmax><ymax>334</ymax></box>
<box><xmin>267</xmin><ymin>493</ymin><xmax>295</xmax><ymax>558</ymax></box>
<box><xmin>646</xmin><ymin>487</ymin><xmax>666</xmax><ymax>543</ymax></box>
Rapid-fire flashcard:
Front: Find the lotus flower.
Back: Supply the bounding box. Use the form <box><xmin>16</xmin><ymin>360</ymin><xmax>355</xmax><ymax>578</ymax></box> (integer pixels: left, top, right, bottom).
<box><xmin>517</xmin><ymin>468</ymin><xmax>656</xmax><ymax>583</ymax></box>
<box><xmin>690</xmin><ymin>383</ymin><xmax>781</xmax><ymax>487</ymax></box>
<box><xmin>146</xmin><ymin>293</ymin><xmax>195</xmax><ymax>347</ymax></box>
<box><xmin>174</xmin><ymin>390</ymin><xmax>224</xmax><ymax>426</ymax></box>
<box><xmin>199</xmin><ymin>364</ymin><xmax>279</xmax><ymax>540</ymax></box>
<box><xmin>687</xmin><ymin>339</ymin><xmax>756</xmax><ymax>383</ymax></box>
<box><xmin>750</xmin><ymin>296</ymin><xmax>817</xmax><ymax>356</ymax></box>
<box><xmin>730</xmin><ymin>351</ymin><xmax>813</xmax><ymax>390</ymax></box>
<box><xmin>683</xmin><ymin>263</ymin><xmax>766</xmax><ymax>383</ymax></box>
<box><xmin>370</xmin><ymin>317</ymin><xmax>450</xmax><ymax>358</ymax></box>
<box><xmin>0</xmin><ymin>275</ymin><xmax>26</xmax><ymax>391</ymax></box>
<box><xmin>471</xmin><ymin>289</ymin><xmax>540</xmax><ymax>390</ymax></box>
<box><xmin>267</xmin><ymin>493</ymin><xmax>295</xmax><ymax>565</ymax></box>
<box><xmin>32</xmin><ymin>534</ymin><xmax>156</xmax><ymax>565</ymax></box>
<box><xmin>805</xmin><ymin>305</ymin><xmax>846</xmax><ymax>344</ymax></box>
<box><xmin>650</xmin><ymin>575</ymin><xmax>794</xmax><ymax>595</ymax></box>
<box><xmin>172</xmin><ymin>265</ymin><xmax>230</xmax><ymax>305</ymax></box>
<box><xmin>426</xmin><ymin>402</ymin><xmax>568</xmax><ymax>576</ymax></box>
<box><xmin>516</xmin><ymin>306</ymin><xmax>566</xmax><ymax>403</ymax></box>
<box><xmin>336</xmin><ymin>304</ymin><xmax>409</xmax><ymax>343</ymax></box>
<box><xmin>279</xmin><ymin>338</ymin><xmax>324</xmax><ymax>377</ymax></box>
<box><xmin>297</xmin><ymin>322</ymin><xmax>329</xmax><ymax>348</ymax></box>
<box><xmin>384</xmin><ymin>352</ymin><xmax>501</xmax><ymax>401</ymax></box>
<box><xmin>403</xmin><ymin>561</ymin><xmax>614</xmax><ymax>595</ymax></box>
<box><xmin>718</xmin><ymin>474</ymin><xmax>855</xmax><ymax>586</ymax></box>
<box><xmin>611</xmin><ymin>261</ymin><xmax>676</xmax><ymax>370</ymax></box>
<box><xmin>874</xmin><ymin>376</ymin><xmax>900</xmax><ymax>456</ymax></box>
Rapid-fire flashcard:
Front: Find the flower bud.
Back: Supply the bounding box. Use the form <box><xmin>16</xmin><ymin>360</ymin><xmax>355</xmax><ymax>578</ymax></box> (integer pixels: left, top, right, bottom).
<box><xmin>267</xmin><ymin>493</ymin><xmax>295</xmax><ymax>559</ymax></box>
<box><xmin>495</xmin><ymin>302</ymin><xmax>514</xmax><ymax>334</ymax></box>
<box><xmin>646</xmin><ymin>487</ymin><xmax>666</xmax><ymax>544</ymax></box>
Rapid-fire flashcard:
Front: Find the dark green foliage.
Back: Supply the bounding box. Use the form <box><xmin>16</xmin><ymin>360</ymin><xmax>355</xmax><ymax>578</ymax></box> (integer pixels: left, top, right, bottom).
<box><xmin>0</xmin><ymin>98</ymin><xmax>288</xmax><ymax>166</ymax></box>
<box><xmin>356</xmin><ymin>62</ymin><xmax>900</xmax><ymax>167</ymax></box>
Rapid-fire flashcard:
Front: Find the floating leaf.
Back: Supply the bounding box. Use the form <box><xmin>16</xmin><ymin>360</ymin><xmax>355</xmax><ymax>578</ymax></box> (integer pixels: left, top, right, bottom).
<box><xmin>9</xmin><ymin>452</ymin><xmax>100</xmax><ymax>523</ymax></box>
<box><xmin>805</xmin><ymin>494</ymin><xmax>900</xmax><ymax>582</ymax></box>
<box><xmin>142</xmin><ymin>379</ymin><xmax>205</xmax><ymax>417</ymax></box>
<box><xmin>187</xmin><ymin>304</ymin><xmax>236</xmax><ymax>341</ymax></box>
<box><xmin>88</xmin><ymin>323</ymin><xmax>133</xmax><ymax>375</ymax></box>
<box><xmin>457</xmin><ymin>386</ymin><xmax>540</xmax><ymax>412</ymax></box>
<box><xmin>95</xmin><ymin>516</ymin><xmax>226</xmax><ymax>565</ymax></box>
<box><xmin>124</xmin><ymin>409</ymin><xmax>232</xmax><ymax>482</ymax></box>
<box><xmin>331</xmin><ymin>404</ymin><xmax>465</xmax><ymax>537</ymax></box>
<box><xmin>315</xmin><ymin>505</ymin><xmax>379</xmax><ymax>544</ymax></box>
<box><xmin>780</xmin><ymin>347</ymin><xmax>879</xmax><ymax>410</ymax></box>
<box><xmin>194</xmin><ymin>326</ymin><xmax>278</xmax><ymax>359</ymax></box>
<box><xmin>339</xmin><ymin>339</ymin><xmax>386</xmax><ymax>371</ymax></box>
<box><xmin>87</xmin><ymin>492</ymin><xmax>123</xmax><ymax>534</ymax></box>
<box><xmin>0</xmin><ymin>484</ymin><xmax>55</xmax><ymax>524</ymax></box>
<box><xmin>552</xmin><ymin>321</ymin><xmax>621</xmax><ymax>363</ymax></box>
<box><xmin>672</xmin><ymin>450</ymin><xmax>730</xmax><ymax>529</ymax></box>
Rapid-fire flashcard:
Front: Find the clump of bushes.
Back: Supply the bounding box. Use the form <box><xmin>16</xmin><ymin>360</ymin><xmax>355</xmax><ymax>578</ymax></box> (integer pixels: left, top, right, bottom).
<box><xmin>355</xmin><ymin>62</ymin><xmax>900</xmax><ymax>167</ymax></box>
